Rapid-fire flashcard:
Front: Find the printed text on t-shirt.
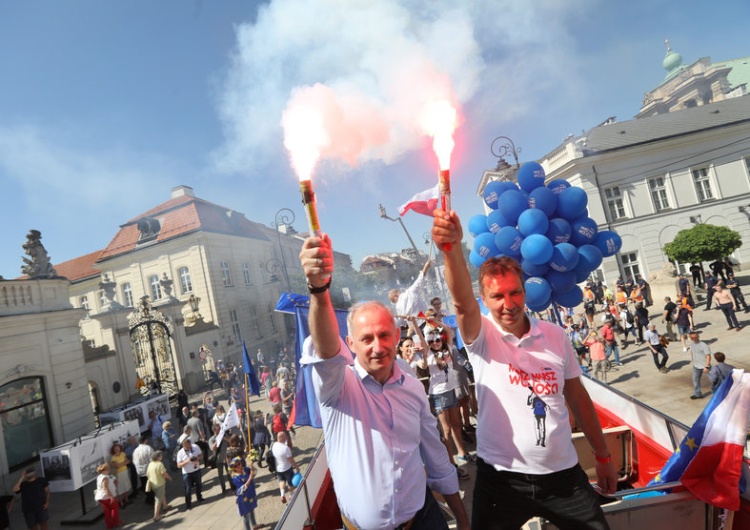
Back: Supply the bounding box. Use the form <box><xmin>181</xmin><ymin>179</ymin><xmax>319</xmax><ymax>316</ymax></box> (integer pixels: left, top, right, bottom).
<box><xmin>508</xmin><ymin>364</ymin><xmax>559</xmax><ymax>395</ymax></box>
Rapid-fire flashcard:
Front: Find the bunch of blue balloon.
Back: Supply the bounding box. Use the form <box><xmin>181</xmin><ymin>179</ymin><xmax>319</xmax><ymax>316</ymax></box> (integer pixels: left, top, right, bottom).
<box><xmin>468</xmin><ymin>161</ymin><xmax>622</xmax><ymax>312</ymax></box>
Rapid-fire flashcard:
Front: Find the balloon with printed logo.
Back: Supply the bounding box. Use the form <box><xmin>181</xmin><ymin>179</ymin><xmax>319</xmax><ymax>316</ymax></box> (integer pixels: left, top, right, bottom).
<box><xmin>469</xmin><ymin>250</ymin><xmax>486</xmax><ymax>268</ymax></box>
<box><xmin>555</xmin><ymin>187</ymin><xmax>588</xmax><ymax>221</ymax></box>
<box><xmin>545</xmin><ymin>218</ymin><xmax>572</xmax><ymax>244</ymax></box>
<box><xmin>522</xmin><ymin>259</ymin><xmax>550</xmax><ymax>278</ymax></box>
<box><xmin>517</xmin><ymin>209</ymin><xmax>549</xmax><ymax>237</ymax></box>
<box><xmin>549</xmin><ymin>243</ymin><xmax>580</xmax><ymax>272</ymax></box>
<box><xmin>517</xmin><ymin>161</ymin><xmax>546</xmax><ymax>193</ymax></box>
<box><xmin>468</xmin><ymin>214</ymin><xmax>490</xmax><ymax>237</ymax></box>
<box><xmin>546</xmin><ymin>179</ymin><xmax>570</xmax><ymax>195</ymax></box>
<box><xmin>525</xmin><ymin>277</ymin><xmax>552</xmax><ymax>309</ymax></box>
<box><xmin>570</xmin><ymin>217</ymin><xmax>599</xmax><ymax>246</ymax></box>
<box><xmin>497</xmin><ymin>190</ymin><xmax>528</xmax><ymax>226</ymax></box>
<box><xmin>483</xmin><ymin>180</ymin><xmax>517</xmax><ymax>210</ymax></box>
<box><xmin>474</xmin><ymin>232</ymin><xmax>500</xmax><ymax>259</ymax></box>
<box><xmin>520</xmin><ymin>234</ymin><xmax>553</xmax><ymax>265</ymax></box>
<box><xmin>553</xmin><ymin>285</ymin><xmax>584</xmax><ymax>308</ymax></box>
<box><xmin>546</xmin><ymin>269</ymin><xmax>577</xmax><ymax>294</ymax></box>
<box><xmin>495</xmin><ymin>226</ymin><xmax>524</xmax><ymax>258</ymax></box>
<box><xmin>576</xmin><ymin>244</ymin><xmax>603</xmax><ymax>273</ymax></box>
<box><xmin>527</xmin><ymin>186</ymin><xmax>557</xmax><ymax>218</ymax></box>
<box><xmin>593</xmin><ymin>230</ymin><xmax>623</xmax><ymax>257</ymax></box>
<box><xmin>486</xmin><ymin>209</ymin><xmax>512</xmax><ymax>234</ymax></box>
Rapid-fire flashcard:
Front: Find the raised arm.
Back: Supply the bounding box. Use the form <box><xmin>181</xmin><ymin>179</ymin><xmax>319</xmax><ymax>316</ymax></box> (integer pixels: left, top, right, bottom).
<box><xmin>431</xmin><ymin>209</ymin><xmax>482</xmax><ymax>344</ymax></box>
<box><xmin>299</xmin><ymin>234</ymin><xmax>339</xmax><ymax>358</ymax></box>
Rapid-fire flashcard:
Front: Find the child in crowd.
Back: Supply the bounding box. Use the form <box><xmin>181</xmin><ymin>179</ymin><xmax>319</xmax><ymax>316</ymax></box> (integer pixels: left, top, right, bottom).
<box><xmin>230</xmin><ymin>457</ymin><xmax>261</xmax><ymax>530</ymax></box>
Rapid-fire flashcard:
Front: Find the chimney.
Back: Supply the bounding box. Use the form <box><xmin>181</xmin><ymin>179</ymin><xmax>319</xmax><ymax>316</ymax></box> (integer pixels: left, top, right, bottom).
<box><xmin>171</xmin><ymin>185</ymin><xmax>195</xmax><ymax>199</ymax></box>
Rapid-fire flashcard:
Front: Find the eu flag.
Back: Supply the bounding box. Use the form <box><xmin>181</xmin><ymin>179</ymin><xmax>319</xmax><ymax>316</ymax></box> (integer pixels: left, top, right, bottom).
<box><xmin>241</xmin><ymin>341</ymin><xmax>262</xmax><ymax>396</ymax></box>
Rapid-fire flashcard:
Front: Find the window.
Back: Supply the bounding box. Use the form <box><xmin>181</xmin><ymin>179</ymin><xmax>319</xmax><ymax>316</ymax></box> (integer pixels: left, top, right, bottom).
<box><xmin>692</xmin><ymin>168</ymin><xmax>714</xmax><ymax>202</ymax></box>
<box><xmin>604</xmin><ymin>187</ymin><xmax>626</xmax><ymax>220</ymax></box>
<box><xmin>178</xmin><ymin>267</ymin><xmax>193</xmax><ymax>295</ymax></box>
<box><xmin>242</xmin><ymin>262</ymin><xmax>253</xmax><ymax>286</ymax></box>
<box><xmin>250</xmin><ymin>306</ymin><xmax>261</xmax><ymax>337</ymax></box>
<box><xmin>268</xmin><ymin>303</ymin><xmax>277</xmax><ymax>333</ymax></box>
<box><xmin>220</xmin><ymin>261</ymin><xmax>233</xmax><ymax>287</ymax></box>
<box><xmin>621</xmin><ymin>252</ymin><xmax>641</xmax><ymax>281</ymax></box>
<box><xmin>79</xmin><ymin>295</ymin><xmax>90</xmax><ymax>311</ymax></box>
<box><xmin>1</xmin><ymin>377</ymin><xmax>53</xmax><ymax>471</ymax></box>
<box><xmin>98</xmin><ymin>290</ymin><xmax>107</xmax><ymax>309</ymax></box>
<box><xmin>229</xmin><ymin>309</ymin><xmax>242</xmax><ymax>345</ymax></box>
<box><xmin>648</xmin><ymin>177</ymin><xmax>671</xmax><ymax>212</ymax></box>
<box><xmin>121</xmin><ymin>282</ymin><xmax>134</xmax><ymax>307</ymax></box>
<box><xmin>149</xmin><ymin>275</ymin><xmax>163</xmax><ymax>300</ymax></box>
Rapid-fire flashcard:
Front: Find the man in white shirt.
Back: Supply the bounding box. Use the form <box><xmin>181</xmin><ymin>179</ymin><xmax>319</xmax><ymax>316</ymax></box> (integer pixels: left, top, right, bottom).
<box><xmin>271</xmin><ymin>431</ymin><xmax>300</xmax><ymax>504</ymax></box>
<box><xmin>176</xmin><ymin>438</ymin><xmax>203</xmax><ymax>510</ymax></box>
<box><xmin>688</xmin><ymin>331</ymin><xmax>711</xmax><ymax>399</ymax></box>
<box><xmin>388</xmin><ymin>260</ymin><xmax>431</xmax><ymax>334</ymax></box>
<box><xmin>132</xmin><ymin>435</ymin><xmax>154</xmax><ymax>505</ymax></box>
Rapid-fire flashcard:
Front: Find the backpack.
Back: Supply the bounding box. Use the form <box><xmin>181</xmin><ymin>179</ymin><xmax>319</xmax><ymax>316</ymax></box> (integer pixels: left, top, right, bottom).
<box><xmin>272</xmin><ymin>412</ymin><xmax>286</xmax><ymax>434</ymax></box>
<box><xmin>265</xmin><ymin>450</ymin><xmax>276</xmax><ymax>473</ymax></box>
<box><xmin>625</xmin><ymin>311</ymin><xmax>634</xmax><ymax>325</ymax></box>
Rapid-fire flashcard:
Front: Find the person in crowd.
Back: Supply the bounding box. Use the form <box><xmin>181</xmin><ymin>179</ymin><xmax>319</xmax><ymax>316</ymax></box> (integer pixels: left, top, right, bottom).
<box><xmin>709</xmin><ymin>259</ymin><xmax>728</xmax><ymax>282</ymax></box>
<box><xmin>260</xmin><ymin>368</ymin><xmax>271</xmax><ymax>399</ymax></box>
<box><xmin>633</xmin><ymin>302</ymin><xmax>649</xmax><ymax>346</ymax></box>
<box><xmin>704</xmin><ymin>271</ymin><xmax>719</xmax><ymax>310</ymax></box>
<box><xmin>252</xmin><ymin>410</ymin><xmax>272</xmax><ymax>468</ymax></box>
<box><xmin>0</xmin><ymin>491</ymin><xmax>13</xmax><ymax>530</ymax></box>
<box><xmin>161</xmin><ymin>421</ymin><xmax>178</xmax><ymax>471</ymax></box>
<box><xmin>225</xmin><ymin>434</ymin><xmax>246</xmax><ymax>486</ymax></box>
<box><xmin>122</xmin><ymin>435</ymin><xmax>139</xmax><ymax>501</ymax></box>
<box><xmin>636</xmin><ymin>274</ymin><xmax>653</xmax><ymax>306</ymax></box>
<box><xmin>187</xmin><ymin>409</ymin><xmax>209</xmax><ymax>461</ymax></box>
<box><xmin>615</xmin><ymin>285</ymin><xmax>628</xmax><ymax>309</ymax></box>
<box><xmin>430</xmin><ymin>297</ymin><xmax>449</xmax><ymax>319</ymax></box>
<box><xmin>229</xmin><ymin>457</ymin><xmax>262</xmax><ymax>530</ymax></box>
<box><xmin>600</xmin><ymin>319</ymin><xmax>622</xmax><ymax>366</ymax></box>
<box><xmin>270</xmin><ymin>402</ymin><xmax>293</xmax><ymax>450</ymax></box>
<box><xmin>662</xmin><ymin>296</ymin><xmax>678</xmax><ymax>342</ymax></box>
<box><xmin>675</xmin><ymin>298</ymin><xmax>694</xmax><ymax>351</ymax></box>
<box><xmin>585</xmin><ymin>330</ymin><xmax>608</xmax><ymax>382</ymax></box>
<box><xmin>209</xmin><ymin>423</ymin><xmax>231</xmax><ymax>495</ymax></box>
<box><xmin>708</xmin><ymin>352</ymin><xmax>736</xmax><ymax>393</ymax></box>
<box><xmin>582</xmin><ymin>285</ymin><xmax>596</xmax><ymax>327</ymax></box>
<box><xmin>678</xmin><ymin>273</ymin><xmax>695</xmax><ymax>308</ymax></box>
<box><xmin>432</xmin><ymin>209</ymin><xmax>615</xmax><ymax>530</ymax></box>
<box><xmin>713</xmin><ymin>282</ymin><xmax>742</xmax><ymax>331</ymax></box>
<box><xmin>146</xmin><ymin>451</ymin><xmax>172</xmax><ymax>522</ymax></box>
<box><xmin>689</xmin><ymin>263</ymin><xmax>703</xmax><ymax>288</ymax></box>
<box><xmin>94</xmin><ymin>463</ymin><xmax>121</xmax><ymax>529</ymax></box>
<box><xmin>644</xmin><ymin>324</ymin><xmax>670</xmax><ymax>373</ymax></box>
<box><xmin>175</xmin><ymin>438</ymin><xmax>203</xmax><ymax>510</ymax></box>
<box><xmin>725</xmin><ymin>272</ymin><xmax>749</xmax><ymax>312</ymax></box>
<box><xmin>280</xmin><ymin>379</ymin><xmax>294</xmax><ymax>417</ymax></box>
<box><xmin>147</xmin><ymin>410</ymin><xmax>165</xmax><ymax>449</ymax></box>
<box><xmin>619</xmin><ymin>305</ymin><xmax>636</xmax><ymax>348</ymax></box>
<box><xmin>299</xmin><ymin>234</ymin><xmax>470</xmax><ymax>530</ymax></box>
<box><xmin>109</xmin><ymin>443</ymin><xmax>132</xmax><ymax>508</ymax></box>
<box><xmin>271</xmin><ymin>432</ymin><xmax>301</xmax><ymax>505</ymax></box>
<box><xmin>12</xmin><ymin>467</ymin><xmax>50</xmax><ymax>530</ymax></box>
<box><xmin>569</xmin><ymin>324</ymin><xmax>588</xmax><ymax>367</ymax></box>
<box><xmin>688</xmin><ymin>331</ymin><xmax>712</xmax><ymax>399</ymax></box>
<box><xmin>388</xmin><ymin>260</ymin><xmax>432</xmax><ymax>335</ymax></box>
<box><xmin>267</xmin><ymin>381</ymin><xmax>281</xmax><ymax>405</ymax></box>
<box><xmin>132</xmin><ymin>435</ymin><xmax>155</xmax><ymax>505</ymax></box>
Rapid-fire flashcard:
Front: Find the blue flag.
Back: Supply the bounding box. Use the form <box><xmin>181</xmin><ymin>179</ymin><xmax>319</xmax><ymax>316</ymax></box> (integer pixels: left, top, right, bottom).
<box><xmin>241</xmin><ymin>342</ymin><xmax>262</xmax><ymax>396</ymax></box>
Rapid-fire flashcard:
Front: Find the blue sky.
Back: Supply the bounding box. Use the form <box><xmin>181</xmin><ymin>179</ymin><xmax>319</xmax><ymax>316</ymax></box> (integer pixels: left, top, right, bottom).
<box><xmin>1</xmin><ymin>0</ymin><xmax>748</xmax><ymax>279</ymax></box>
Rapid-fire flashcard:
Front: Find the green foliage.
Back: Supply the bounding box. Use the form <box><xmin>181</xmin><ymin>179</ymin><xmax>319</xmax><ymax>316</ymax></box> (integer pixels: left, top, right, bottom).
<box><xmin>663</xmin><ymin>224</ymin><xmax>742</xmax><ymax>263</ymax></box>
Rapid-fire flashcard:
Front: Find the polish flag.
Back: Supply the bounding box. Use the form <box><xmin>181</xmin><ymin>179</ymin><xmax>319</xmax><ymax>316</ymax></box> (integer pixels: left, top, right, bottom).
<box><xmin>399</xmin><ymin>185</ymin><xmax>440</xmax><ymax>217</ymax></box>
<box><xmin>680</xmin><ymin>369</ymin><xmax>750</xmax><ymax>510</ymax></box>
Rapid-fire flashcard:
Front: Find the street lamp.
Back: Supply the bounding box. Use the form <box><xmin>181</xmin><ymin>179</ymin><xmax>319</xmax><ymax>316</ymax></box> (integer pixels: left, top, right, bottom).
<box><xmin>490</xmin><ymin>136</ymin><xmax>522</xmax><ymax>174</ymax></box>
<box><xmin>378</xmin><ymin>204</ymin><xmax>420</xmax><ymax>254</ymax></box>
<box><xmin>271</xmin><ymin>208</ymin><xmax>294</xmax><ymax>292</ymax></box>
<box><xmin>263</xmin><ymin>258</ymin><xmax>284</xmax><ymax>284</ymax></box>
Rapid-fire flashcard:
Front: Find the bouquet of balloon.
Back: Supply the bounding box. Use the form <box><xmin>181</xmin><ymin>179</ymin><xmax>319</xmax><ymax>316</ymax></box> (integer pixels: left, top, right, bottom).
<box><xmin>468</xmin><ymin>161</ymin><xmax>622</xmax><ymax>312</ymax></box>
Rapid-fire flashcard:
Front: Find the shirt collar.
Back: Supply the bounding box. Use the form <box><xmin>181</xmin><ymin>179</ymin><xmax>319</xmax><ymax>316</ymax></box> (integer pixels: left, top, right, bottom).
<box><xmin>352</xmin><ymin>358</ymin><xmax>404</xmax><ymax>386</ymax></box>
<box><xmin>490</xmin><ymin>314</ymin><xmax>540</xmax><ymax>343</ymax></box>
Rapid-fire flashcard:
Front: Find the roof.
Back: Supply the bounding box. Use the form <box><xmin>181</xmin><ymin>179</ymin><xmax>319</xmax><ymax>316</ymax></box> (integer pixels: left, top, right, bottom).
<box><xmin>584</xmin><ymin>95</ymin><xmax>750</xmax><ymax>153</ymax></box>
<box><xmin>97</xmin><ymin>194</ymin><xmax>270</xmax><ymax>262</ymax></box>
<box><xmin>54</xmin><ymin>250</ymin><xmax>103</xmax><ymax>282</ymax></box>
<box><xmin>716</xmin><ymin>56</ymin><xmax>750</xmax><ymax>92</ymax></box>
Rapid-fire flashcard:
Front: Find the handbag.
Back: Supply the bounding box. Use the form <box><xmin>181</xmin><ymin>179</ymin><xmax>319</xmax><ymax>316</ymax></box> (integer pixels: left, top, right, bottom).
<box><xmin>659</xmin><ymin>335</ymin><xmax>669</xmax><ymax>347</ymax></box>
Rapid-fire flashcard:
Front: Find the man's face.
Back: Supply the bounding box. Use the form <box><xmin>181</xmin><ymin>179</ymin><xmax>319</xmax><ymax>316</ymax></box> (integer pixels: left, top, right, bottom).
<box><xmin>689</xmin><ymin>333</ymin><xmax>699</xmax><ymax>343</ymax></box>
<box><xmin>346</xmin><ymin>305</ymin><xmax>398</xmax><ymax>383</ymax></box>
<box><xmin>480</xmin><ymin>272</ymin><xmax>527</xmax><ymax>333</ymax></box>
<box><xmin>388</xmin><ymin>291</ymin><xmax>399</xmax><ymax>304</ymax></box>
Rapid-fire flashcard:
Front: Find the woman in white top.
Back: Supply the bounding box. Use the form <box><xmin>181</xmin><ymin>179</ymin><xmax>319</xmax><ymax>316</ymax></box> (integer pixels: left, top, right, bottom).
<box><xmin>95</xmin><ymin>463</ymin><xmax>122</xmax><ymax>529</ymax></box>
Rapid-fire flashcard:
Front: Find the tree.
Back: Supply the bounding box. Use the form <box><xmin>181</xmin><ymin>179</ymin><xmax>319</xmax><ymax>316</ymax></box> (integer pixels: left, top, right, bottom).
<box><xmin>663</xmin><ymin>224</ymin><xmax>742</xmax><ymax>264</ymax></box>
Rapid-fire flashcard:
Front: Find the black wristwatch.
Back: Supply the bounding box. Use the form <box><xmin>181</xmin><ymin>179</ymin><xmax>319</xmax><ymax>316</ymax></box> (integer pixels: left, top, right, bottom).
<box><xmin>308</xmin><ymin>277</ymin><xmax>331</xmax><ymax>294</ymax></box>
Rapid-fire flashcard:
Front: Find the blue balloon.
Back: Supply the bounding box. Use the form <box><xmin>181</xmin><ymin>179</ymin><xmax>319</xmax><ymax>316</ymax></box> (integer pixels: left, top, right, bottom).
<box><xmin>527</xmin><ymin>186</ymin><xmax>557</xmax><ymax>217</ymax></box>
<box><xmin>469</xmin><ymin>249</ymin><xmax>486</xmax><ymax>268</ymax></box>
<box><xmin>517</xmin><ymin>209</ymin><xmax>549</xmax><ymax>237</ymax></box>
<box><xmin>522</xmin><ymin>259</ymin><xmax>550</xmax><ymax>277</ymax></box>
<box><xmin>291</xmin><ymin>472</ymin><xmax>303</xmax><ymax>488</ymax></box>
<box><xmin>486</xmin><ymin>209</ymin><xmax>512</xmax><ymax>234</ymax></box>
<box><xmin>546</xmin><ymin>270</ymin><xmax>576</xmax><ymax>293</ymax></box>
<box><xmin>497</xmin><ymin>190</ymin><xmax>528</xmax><ymax>226</ymax></box>
<box><xmin>554</xmin><ymin>285</ymin><xmax>584</xmax><ymax>308</ymax></box>
<box><xmin>570</xmin><ymin>217</ymin><xmax>599</xmax><ymax>246</ymax></box>
<box><xmin>483</xmin><ymin>181</ymin><xmax>505</xmax><ymax>210</ymax></box>
<box><xmin>593</xmin><ymin>230</ymin><xmax>623</xmax><ymax>257</ymax></box>
<box><xmin>555</xmin><ymin>187</ymin><xmax>588</xmax><ymax>221</ymax></box>
<box><xmin>524</xmin><ymin>277</ymin><xmax>552</xmax><ymax>308</ymax></box>
<box><xmin>517</xmin><ymin>161</ymin><xmax>546</xmax><ymax>193</ymax></box>
<box><xmin>546</xmin><ymin>179</ymin><xmax>570</xmax><ymax>195</ymax></box>
<box><xmin>549</xmin><ymin>243</ymin><xmax>579</xmax><ymax>272</ymax></box>
<box><xmin>577</xmin><ymin>244</ymin><xmax>603</xmax><ymax>272</ymax></box>
<box><xmin>526</xmin><ymin>294</ymin><xmax>552</xmax><ymax>313</ymax></box>
<box><xmin>495</xmin><ymin>226</ymin><xmax>524</xmax><ymax>258</ymax></box>
<box><xmin>520</xmin><ymin>234</ymin><xmax>553</xmax><ymax>265</ymax></box>
<box><xmin>474</xmin><ymin>232</ymin><xmax>500</xmax><ymax>259</ymax></box>
<box><xmin>574</xmin><ymin>266</ymin><xmax>592</xmax><ymax>283</ymax></box>
<box><xmin>468</xmin><ymin>214</ymin><xmax>490</xmax><ymax>237</ymax></box>
<box><xmin>545</xmin><ymin>218</ymin><xmax>572</xmax><ymax>244</ymax></box>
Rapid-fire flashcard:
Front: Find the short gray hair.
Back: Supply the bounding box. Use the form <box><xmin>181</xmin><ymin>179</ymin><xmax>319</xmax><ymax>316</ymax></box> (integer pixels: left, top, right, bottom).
<box><xmin>346</xmin><ymin>301</ymin><xmax>397</xmax><ymax>337</ymax></box>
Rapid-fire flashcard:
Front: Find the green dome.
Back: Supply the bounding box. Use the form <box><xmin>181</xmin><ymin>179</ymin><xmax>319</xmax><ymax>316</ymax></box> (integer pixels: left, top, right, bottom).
<box><xmin>663</xmin><ymin>50</ymin><xmax>683</xmax><ymax>72</ymax></box>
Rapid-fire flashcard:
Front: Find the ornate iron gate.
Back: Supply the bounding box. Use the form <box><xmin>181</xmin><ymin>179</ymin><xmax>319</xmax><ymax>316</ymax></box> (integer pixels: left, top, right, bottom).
<box><xmin>128</xmin><ymin>296</ymin><xmax>177</xmax><ymax>396</ymax></box>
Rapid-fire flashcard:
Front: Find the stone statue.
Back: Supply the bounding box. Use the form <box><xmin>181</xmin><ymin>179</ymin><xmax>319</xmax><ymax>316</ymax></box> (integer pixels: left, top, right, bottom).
<box><xmin>21</xmin><ymin>230</ymin><xmax>57</xmax><ymax>279</ymax></box>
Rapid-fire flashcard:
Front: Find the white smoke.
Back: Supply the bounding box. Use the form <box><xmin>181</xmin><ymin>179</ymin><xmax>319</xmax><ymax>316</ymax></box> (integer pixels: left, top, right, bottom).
<box><xmin>213</xmin><ymin>0</ymin><xmax>594</xmax><ymax>177</ymax></box>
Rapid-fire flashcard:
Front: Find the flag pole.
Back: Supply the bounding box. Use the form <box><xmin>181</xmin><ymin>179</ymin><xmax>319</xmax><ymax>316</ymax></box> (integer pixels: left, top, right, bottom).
<box><xmin>244</xmin><ymin>372</ymin><xmax>251</xmax><ymax>453</ymax></box>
